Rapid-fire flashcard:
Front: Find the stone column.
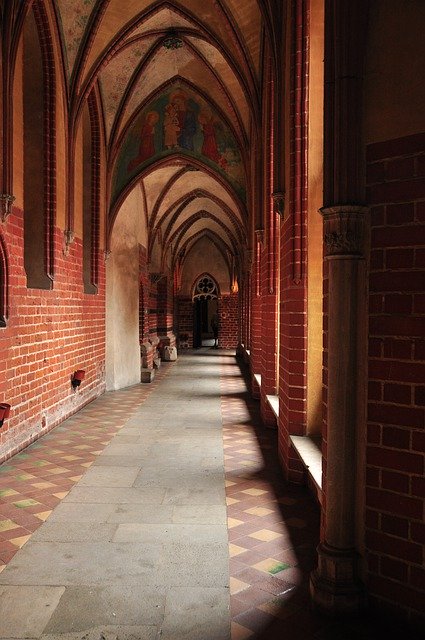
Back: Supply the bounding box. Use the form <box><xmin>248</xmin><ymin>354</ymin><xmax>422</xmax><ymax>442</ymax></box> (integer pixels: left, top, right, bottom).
<box><xmin>310</xmin><ymin>206</ymin><xmax>368</xmax><ymax>612</ymax></box>
<box><xmin>310</xmin><ymin>0</ymin><xmax>370</xmax><ymax>613</ymax></box>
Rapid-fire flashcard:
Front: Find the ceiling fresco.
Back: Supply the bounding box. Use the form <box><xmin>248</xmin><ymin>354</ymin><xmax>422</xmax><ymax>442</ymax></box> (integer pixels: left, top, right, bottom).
<box><xmin>55</xmin><ymin>0</ymin><xmax>97</xmax><ymax>75</ymax></box>
<box><xmin>50</xmin><ymin>0</ymin><xmax>263</xmax><ymax>273</ymax></box>
<box><xmin>98</xmin><ymin>36</ymin><xmax>157</xmax><ymax>137</ymax></box>
<box><xmin>124</xmin><ymin>7</ymin><xmax>196</xmax><ymax>39</ymax></box>
<box><xmin>112</xmin><ymin>84</ymin><xmax>246</xmax><ymax>207</ymax></box>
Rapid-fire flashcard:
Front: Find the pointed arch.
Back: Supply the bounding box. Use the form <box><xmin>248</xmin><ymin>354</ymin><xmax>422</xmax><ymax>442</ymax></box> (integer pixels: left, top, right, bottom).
<box><xmin>82</xmin><ymin>89</ymin><xmax>102</xmax><ymax>294</ymax></box>
<box><xmin>0</xmin><ymin>233</ymin><xmax>9</xmax><ymax>327</ymax></box>
<box><xmin>23</xmin><ymin>0</ymin><xmax>56</xmax><ymax>288</ymax></box>
<box><xmin>108</xmin><ymin>154</ymin><xmax>247</xmax><ymax>249</ymax></box>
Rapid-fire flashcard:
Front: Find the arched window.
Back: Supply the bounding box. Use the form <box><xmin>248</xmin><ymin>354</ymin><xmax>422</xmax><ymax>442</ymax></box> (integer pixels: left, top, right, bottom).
<box><xmin>23</xmin><ymin>2</ymin><xmax>55</xmax><ymax>289</ymax></box>
<box><xmin>192</xmin><ymin>274</ymin><xmax>219</xmax><ymax>348</ymax></box>
<box><xmin>193</xmin><ymin>274</ymin><xmax>218</xmax><ymax>301</ymax></box>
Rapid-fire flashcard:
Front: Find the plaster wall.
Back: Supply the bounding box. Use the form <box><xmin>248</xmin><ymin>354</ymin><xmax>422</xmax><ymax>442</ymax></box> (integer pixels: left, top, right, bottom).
<box><xmin>180</xmin><ymin>237</ymin><xmax>230</xmax><ymax>296</ymax></box>
<box><xmin>306</xmin><ymin>0</ymin><xmax>324</xmax><ymax>436</ymax></box>
<box><xmin>106</xmin><ymin>186</ymin><xmax>147</xmax><ymax>390</ymax></box>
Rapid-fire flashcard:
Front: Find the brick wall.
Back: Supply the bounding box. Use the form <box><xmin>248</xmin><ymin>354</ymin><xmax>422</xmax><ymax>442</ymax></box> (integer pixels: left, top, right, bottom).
<box><xmin>157</xmin><ymin>276</ymin><xmax>174</xmax><ymax>339</ymax></box>
<box><xmin>278</xmin><ymin>210</ymin><xmax>308</xmax><ymax>483</ymax></box>
<box><xmin>139</xmin><ymin>244</ymin><xmax>150</xmax><ymax>344</ymax></box>
<box><xmin>0</xmin><ymin>214</ymin><xmax>105</xmax><ymax>463</ymax></box>
<box><xmin>278</xmin><ymin>0</ymin><xmax>309</xmax><ymax>482</ymax></box>
<box><xmin>366</xmin><ymin>132</ymin><xmax>425</xmax><ymax>628</ymax></box>
<box><xmin>177</xmin><ymin>296</ymin><xmax>193</xmax><ymax>348</ymax></box>
<box><xmin>250</xmin><ymin>243</ymin><xmax>262</xmax><ymax>398</ymax></box>
<box><xmin>219</xmin><ymin>293</ymin><xmax>238</xmax><ymax>349</ymax></box>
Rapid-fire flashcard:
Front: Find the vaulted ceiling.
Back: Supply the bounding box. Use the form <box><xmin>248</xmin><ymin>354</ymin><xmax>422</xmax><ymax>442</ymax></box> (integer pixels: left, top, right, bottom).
<box><xmin>47</xmin><ymin>1</ymin><xmax>266</xmax><ymax>274</ymax></box>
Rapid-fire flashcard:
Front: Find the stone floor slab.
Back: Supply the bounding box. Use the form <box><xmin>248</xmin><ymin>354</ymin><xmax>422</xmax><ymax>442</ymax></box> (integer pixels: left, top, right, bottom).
<box><xmin>78</xmin><ymin>466</ymin><xmax>140</xmax><ymax>487</ymax></box>
<box><xmin>0</xmin><ymin>585</ymin><xmax>65</xmax><ymax>638</ymax></box>
<box><xmin>43</xmin><ymin>585</ymin><xmax>165</xmax><ymax>633</ymax></box>
<box><xmin>62</xmin><ymin>486</ymin><xmax>166</xmax><ymax>504</ymax></box>
<box><xmin>0</xmin><ymin>541</ymin><xmax>163</xmax><ymax>586</ymax></box>
<box><xmin>112</xmin><ymin>523</ymin><xmax>228</xmax><ymax>545</ymax></box>
<box><xmin>160</xmin><ymin>587</ymin><xmax>230</xmax><ymax>640</ymax></box>
<box><xmin>41</xmin><ymin>626</ymin><xmax>158</xmax><ymax>640</ymax></box>
<box><xmin>29</xmin><ymin>521</ymin><xmax>117</xmax><ymax>543</ymax></box>
<box><xmin>41</xmin><ymin>502</ymin><xmax>116</xmax><ymax>523</ymax></box>
<box><xmin>172</xmin><ymin>505</ymin><xmax>227</xmax><ymax>524</ymax></box>
<box><xmin>107</xmin><ymin>504</ymin><xmax>174</xmax><ymax>524</ymax></box>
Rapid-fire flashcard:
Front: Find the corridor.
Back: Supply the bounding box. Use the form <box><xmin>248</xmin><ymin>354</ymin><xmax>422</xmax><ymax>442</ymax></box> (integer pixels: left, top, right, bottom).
<box><xmin>0</xmin><ymin>350</ymin><xmax>406</xmax><ymax>640</ymax></box>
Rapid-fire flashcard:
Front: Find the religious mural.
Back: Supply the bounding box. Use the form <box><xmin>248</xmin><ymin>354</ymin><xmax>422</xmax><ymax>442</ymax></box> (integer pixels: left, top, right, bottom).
<box><xmin>112</xmin><ymin>87</ymin><xmax>246</xmax><ymax>205</ymax></box>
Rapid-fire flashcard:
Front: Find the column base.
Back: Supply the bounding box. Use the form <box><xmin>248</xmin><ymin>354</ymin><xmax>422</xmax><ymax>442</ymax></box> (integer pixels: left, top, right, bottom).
<box><xmin>310</xmin><ymin>543</ymin><xmax>365</xmax><ymax>614</ymax></box>
<box><xmin>140</xmin><ymin>368</ymin><xmax>155</xmax><ymax>383</ymax></box>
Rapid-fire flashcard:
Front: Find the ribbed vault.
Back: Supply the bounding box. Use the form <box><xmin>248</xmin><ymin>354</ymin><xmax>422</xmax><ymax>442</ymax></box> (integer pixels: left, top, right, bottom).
<box><xmin>52</xmin><ymin>0</ymin><xmax>262</xmax><ymax>284</ymax></box>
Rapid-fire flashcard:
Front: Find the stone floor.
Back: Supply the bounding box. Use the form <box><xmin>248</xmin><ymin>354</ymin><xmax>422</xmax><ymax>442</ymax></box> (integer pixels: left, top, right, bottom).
<box><xmin>0</xmin><ymin>349</ymin><xmax>417</xmax><ymax>640</ymax></box>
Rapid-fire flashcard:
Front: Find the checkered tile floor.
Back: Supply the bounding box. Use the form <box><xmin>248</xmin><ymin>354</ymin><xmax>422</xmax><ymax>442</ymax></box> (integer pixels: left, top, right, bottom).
<box><xmin>0</xmin><ymin>351</ymin><xmax>406</xmax><ymax>639</ymax></box>
<box><xmin>220</xmin><ymin>354</ymin><xmax>322</xmax><ymax>639</ymax></box>
<box><xmin>0</xmin><ymin>364</ymin><xmax>173</xmax><ymax>572</ymax></box>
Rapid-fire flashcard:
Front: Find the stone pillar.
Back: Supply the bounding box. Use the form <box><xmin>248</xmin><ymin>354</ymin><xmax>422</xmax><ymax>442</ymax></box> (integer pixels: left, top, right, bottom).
<box><xmin>310</xmin><ymin>206</ymin><xmax>368</xmax><ymax>612</ymax></box>
<box><xmin>310</xmin><ymin>0</ymin><xmax>370</xmax><ymax>613</ymax></box>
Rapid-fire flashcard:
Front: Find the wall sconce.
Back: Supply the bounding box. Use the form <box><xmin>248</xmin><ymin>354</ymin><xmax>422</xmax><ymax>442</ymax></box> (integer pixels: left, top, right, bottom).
<box><xmin>0</xmin><ymin>194</ymin><xmax>16</xmax><ymax>223</ymax></box>
<box><xmin>63</xmin><ymin>229</ymin><xmax>75</xmax><ymax>257</ymax></box>
<box><xmin>71</xmin><ymin>370</ymin><xmax>85</xmax><ymax>390</ymax></box>
<box><xmin>0</xmin><ymin>403</ymin><xmax>11</xmax><ymax>428</ymax></box>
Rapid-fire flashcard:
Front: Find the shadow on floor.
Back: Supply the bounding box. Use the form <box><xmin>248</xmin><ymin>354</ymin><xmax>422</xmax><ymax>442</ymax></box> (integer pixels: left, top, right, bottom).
<box><xmin>221</xmin><ymin>352</ymin><xmax>420</xmax><ymax>640</ymax></box>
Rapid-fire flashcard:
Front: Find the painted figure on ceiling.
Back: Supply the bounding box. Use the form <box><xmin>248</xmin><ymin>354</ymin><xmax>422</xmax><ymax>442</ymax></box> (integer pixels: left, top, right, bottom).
<box><xmin>127</xmin><ymin>110</ymin><xmax>159</xmax><ymax>172</ymax></box>
<box><xmin>198</xmin><ymin>108</ymin><xmax>220</xmax><ymax>164</ymax></box>
<box><xmin>170</xmin><ymin>90</ymin><xmax>196</xmax><ymax>151</ymax></box>
<box><xmin>163</xmin><ymin>102</ymin><xmax>180</xmax><ymax>149</ymax></box>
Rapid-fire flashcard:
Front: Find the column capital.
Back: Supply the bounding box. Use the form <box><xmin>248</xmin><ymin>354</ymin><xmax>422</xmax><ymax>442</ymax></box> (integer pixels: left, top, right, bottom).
<box><xmin>320</xmin><ymin>205</ymin><xmax>369</xmax><ymax>259</ymax></box>
<box><xmin>272</xmin><ymin>191</ymin><xmax>285</xmax><ymax>216</ymax></box>
<box><xmin>254</xmin><ymin>227</ymin><xmax>265</xmax><ymax>246</ymax></box>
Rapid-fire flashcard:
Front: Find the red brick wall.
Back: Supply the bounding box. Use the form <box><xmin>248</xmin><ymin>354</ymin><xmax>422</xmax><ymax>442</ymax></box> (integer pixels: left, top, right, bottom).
<box><xmin>157</xmin><ymin>276</ymin><xmax>174</xmax><ymax>340</ymax></box>
<box><xmin>260</xmin><ymin>291</ymin><xmax>278</xmax><ymax>425</ymax></box>
<box><xmin>138</xmin><ymin>245</ymin><xmax>155</xmax><ymax>369</ymax></box>
<box><xmin>177</xmin><ymin>296</ymin><xmax>193</xmax><ymax>348</ymax></box>
<box><xmin>278</xmin><ymin>0</ymin><xmax>308</xmax><ymax>482</ymax></box>
<box><xmin>366</xmin><ymin>132</ymin><xmax>425</xmax><ymax>628</ymax></box>
<box><xmin>0</xmin><ymin>213</ymin><xmax>105</xmax><ymax>463</ymax></box>
<box><xmin>176</xmin><ymin>293</ymin><xmax>238</xmax><ymax>350</ymax></box>
<box><xmin>250</xmin><ymin>243</ymin><xmax>262</xmax><ymax>397</ymax></box>
<box><xmin>219</xmin><ymin>293</ymin><xmax>238</xmax><ymax>349</ymax></box>
<box><xmin>260</xmin><ymin>256</ymin><xmax>278</xmax><ymax>426</ymax></box>
<box><xmin>139</xmin><ymin>244</ymin><xmax>150</xmax><ymax>345</ymax></box>
<box><xmin>278</xmin><ymin>211</ymin><xmax>308</xmax><ymax>483</ymax></box>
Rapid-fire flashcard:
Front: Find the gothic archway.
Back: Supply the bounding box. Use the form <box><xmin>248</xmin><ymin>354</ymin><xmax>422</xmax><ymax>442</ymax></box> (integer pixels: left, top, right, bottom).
<box><xmin>192</xmin><ymin>273</ymin><xmax>219</xmax><ymax>348</ymax></box>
